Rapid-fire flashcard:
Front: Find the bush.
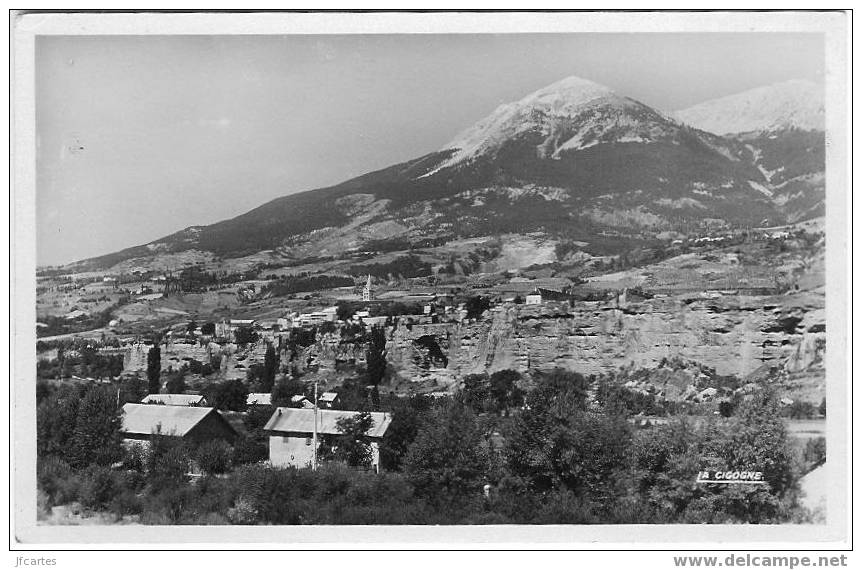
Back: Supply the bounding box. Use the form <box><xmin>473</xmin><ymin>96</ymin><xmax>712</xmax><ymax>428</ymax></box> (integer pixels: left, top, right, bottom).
<box><xmin>195</xmin><ymin>440</ymin><xmax>234</xmax><ymax>475</ymax></box>
<box><xmin>227</xmin><ymin>496</ymin><xmax>259</xmax><ymax>524</ymax></box>
<box><xmin>146</xmin><ymin>433</ymin><xmax>191</xmax><ymax>488</ymax></box>
<box><xmin>79</xmin><ymin>465</ymin><xmax>121</xmax><ymax>510</ymax></box>
<box><xmin>122</xmin><ymin>442</ymin><xmax>148</xmax><ymax>472</ymax></box>
<box><xmin>803</xmin><ymin>437</ymin><xmax>826</xmax><ymax>468</ymax></box>
<box><xmin>109</xmin><ymin>488</ymin><xmax>143</xmax><ymax>517</ymax></box>
<box><xmin>37</xmin><ymin>456</ymin><xmax>82</xmax><ymax>508</ymax></box>
<box><xmin>232</xmin><ymin>436</ymin><xmax>269</xmax><ymax>465</ymax></box>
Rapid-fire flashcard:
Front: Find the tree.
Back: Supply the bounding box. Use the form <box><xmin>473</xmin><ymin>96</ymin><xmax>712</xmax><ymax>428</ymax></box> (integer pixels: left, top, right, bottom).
<box><xmin>69</xmin><ymin>385</ymin><xmax>123</xmax><ymax>468</ymax></box>
<box><xmin>465</xmin><ymin>296</ymin><xmax>490</xmax><ymax>319</ymax></box>
<box><xmin>271</xmin><ymin>375</ymin><xmax>306</xmax><ymax>407</ymax></box>
<box><xmin>404</xmin><ymin>402</ymin><xmax>488</xmax><ymax>500</ymax></box>
<box><xmin>531</xmin><ymin>368</ymin><xmax>590</xmax><ymax>412</ymax></box>
<box><xmin>146</xmin><ymin>428</ymin><xmax>190</xmax><ymax>488</ymax></box>
<box><xmin>488</xmin><ymin>369</ymin><xmax>524</xmax><ymax>415</ymax></box>
<box><xmin>147</xmin><ymin>346</ymin><xmax>161</xmax><ymax>394</ymax></box>
<box><xmin>366</xmin><ymin>326</ymin><xmax>387</xmax><ymax>406</ymax></box>
<box><xmin>459</xmin><ymin>373</ymin><xmax>489</xmax><ymax>413</ymax></box>
<box><xmin>119</xmin><ymin>374</ymin><xmax>149</xmax><ymax>405</ymax></box>
<box><xmin>336</xmin><ymin>301</ymin><xmax>356</xmax><ymax>322</ymax></box>
<box><xmin>37</xmin><ymin>385</ymin><xmax>81</xmax><ymax>461</ymax></box>
<box><xmin>234</xmin><ymin>325</ymin><xmax>258</xmax><ymax>345</ymax></box>
<box><xmin>261</xmin><ymin>344</ymin><xmax>278</xmax><ymax>393</ymax></box>
<box><xmin>379</xmin><ymin>395</ymin><xmax>434</xmax><ymax>471</ymax></box>
<box><xmin>332</xmin><ymin>412</ymin><xmax>375</xmax><ymax>468</ymax></box>
<box><xmin>201</xmin><ymin>322</ymin><xmax>216</xmax><ymax>336</ymax></box>
<box><xmin>205</xmin><ymin>379</ymin><xmax>249</xmax><ymax>412</ymax></box>
<box><xmin>195</xmin><ymin>440</ymin><xmax>233</xmax><ymax>474</ymax></box>
<box><xmin>720</xmin><ymin>389</ymin><xmax>797</xmax><ymax>496</ymax></box>
<box><xmin>506</xmin><ymin>401</ymin><xmax>632</xmax><ymax>500</ymax></box>
<box><xmin>164</xmin><ymin>367</ymin><xmax>187</xmax><ymax>394</ymax></box>
<box><xmin>505</xmin><ymin>369</ymin><xmax>614</xmax><ymax>495</ymax></box>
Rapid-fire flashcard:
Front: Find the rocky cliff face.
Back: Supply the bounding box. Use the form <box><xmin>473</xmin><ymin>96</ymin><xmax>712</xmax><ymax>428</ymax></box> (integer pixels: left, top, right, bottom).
<box><xmin>380</xmin><ymin>292</ymin><xmax>825</xmax><ymax>399</ymax></box>
<box><xmin>116</xmin><ymin>287</ymin><xmax>824</xmax><ymax>402</ymax></box>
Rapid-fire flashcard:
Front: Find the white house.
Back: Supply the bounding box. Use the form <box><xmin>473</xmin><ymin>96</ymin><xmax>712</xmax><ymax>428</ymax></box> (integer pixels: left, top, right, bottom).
<box><xmin>263</xmin><ymin>408</ymin><xmax>392</xmax><ymax>471</ymax></box>
<box><xmin>298</xmin><ymin>311</ymin><xmax>337</xmax><ymax>327</ymax></box>
<box><xmin>525</xmin><ymin>293</ymin><xmax>543</xmax><ymax>305</ymax></box>
<box><xmin>319</xmin><ymin>392</ymin><xmax>340</xmax><ymax>408</ymax></box>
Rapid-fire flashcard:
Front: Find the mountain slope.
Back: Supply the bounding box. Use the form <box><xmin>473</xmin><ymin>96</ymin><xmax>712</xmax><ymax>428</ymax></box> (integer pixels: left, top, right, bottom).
<box><xmin>674</xmin><ymin>80</ymin><xmax>824</xmax><ymax>135</ymax></box>
<box><xmin>674</xmin><ymin>80</ymin><xmax>825</xmax><ymax>222</ymax></box>
<box><xmin>72</xmin><ymin>76</ymin><xmax>821</xmax><ymax>272</ymax></box>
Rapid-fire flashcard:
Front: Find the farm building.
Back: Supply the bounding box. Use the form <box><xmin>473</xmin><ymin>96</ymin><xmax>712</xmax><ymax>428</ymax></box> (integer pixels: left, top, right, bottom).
<box><xmin>318</xmin><ymin>392</ymin><xmax>340</xmax><ymax>409</ymax></box>
<box><xmin>141</xmin><ymin>393</ymin><xmax>207</xmax><ymax>406</ymax></box>
<box><xmin>263</xmin><ymin>408</ymin><xmax>392</xmax><ymax>471</ymax></box>
<box><xmin>247</xmin><ymin>393</ymin><xmax>272</xmax><ymax>407</ymax></box>
<box><xmin>120</xmin><ymin>403</ymin><xmax>237</xmax><ymax>444</ymax></box>
<box><xmin>525</xmin><ymin>292</ymin><xmax>543</xmax><ymax>305</ymax></box>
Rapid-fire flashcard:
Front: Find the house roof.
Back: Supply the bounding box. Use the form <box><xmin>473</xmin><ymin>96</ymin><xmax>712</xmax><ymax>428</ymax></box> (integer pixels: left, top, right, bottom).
<box><xmin>141</xmin><ymin>393</ymin><xmax>206</xmax><ymax>406</ymax></box>
<box><xmin>121</xmin><ymin>403</ymin><xmax>235</xmax><ymax>438</ymax></box>
<box><xmin>319</xmin><ymin>392</ymin><xmax>339</xmax><ymax>402</ymax></box>
<box><xmin>263</xmin><ymin>408</ymin><xmax>392</xmax><ymax>438</ymax></box>
<box><xmin>291</xmin><ymin>395</ymin><xmax>314</xmax><ymax>409</ymax></box>
<box><xmin>247</xmin><ymin>393</ymin><xmax>272</xmax><ymax>406</ymax></box>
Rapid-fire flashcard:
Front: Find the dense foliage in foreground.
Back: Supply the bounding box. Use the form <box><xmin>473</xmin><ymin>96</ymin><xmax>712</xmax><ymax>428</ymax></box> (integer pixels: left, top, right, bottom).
<box><xmin>36</xmin><ymin>370</ymin><xmax>821</xmax><ymax>525</ymax></box>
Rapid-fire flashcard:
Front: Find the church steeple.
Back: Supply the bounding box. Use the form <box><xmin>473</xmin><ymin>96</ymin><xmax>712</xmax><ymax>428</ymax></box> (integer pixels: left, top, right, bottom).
<box><xmin>362</xmin><ymin>274</ymin><xmax>373</xmax><ymax>302</ymax></box>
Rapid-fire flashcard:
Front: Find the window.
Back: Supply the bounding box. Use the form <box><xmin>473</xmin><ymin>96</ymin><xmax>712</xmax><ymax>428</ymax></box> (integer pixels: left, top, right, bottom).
<box><xmin>305</xmin><ymin>437</ymin><xmax>312</xmax><ymax>446</ymax></box>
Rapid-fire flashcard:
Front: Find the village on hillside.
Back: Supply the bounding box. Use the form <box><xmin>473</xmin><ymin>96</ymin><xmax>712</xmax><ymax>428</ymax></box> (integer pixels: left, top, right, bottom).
<box><xmin>25</xmin><ymin>21</ymin><xmax>841</xmax><ymax>531</ymax></box>
<box><xmin>35</xmin><ymin>221</ymin><xmax>828</xmax><ymax>525</ymax></box>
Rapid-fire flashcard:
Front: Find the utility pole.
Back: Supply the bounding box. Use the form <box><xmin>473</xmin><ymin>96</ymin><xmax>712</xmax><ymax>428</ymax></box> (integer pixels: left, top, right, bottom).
<box><xmin>312</xmin><ymin>379</ymin><xmax>319</xmax><ymax>471</ymax></box>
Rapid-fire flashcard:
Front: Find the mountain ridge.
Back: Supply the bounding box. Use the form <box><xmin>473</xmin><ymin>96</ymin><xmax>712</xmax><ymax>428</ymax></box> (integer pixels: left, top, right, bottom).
<box><xmin>674</xmin><ymin>79</ymin><xmax>824</xmax><ymax>135</ymax></box>
<box><xmin>65</xmin><ymin>76</ymin><xmax>825</xmax><ymax>272</ymax></box>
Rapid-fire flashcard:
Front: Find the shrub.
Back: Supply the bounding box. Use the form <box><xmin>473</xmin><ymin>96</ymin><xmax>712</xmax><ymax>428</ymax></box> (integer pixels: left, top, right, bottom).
<box><xmin>79</xmin><ymin>465</ymin><xmax>121</xmax><ymax>510</ymax></box>
<box><xmin>37</xmin><ymin>456</ymin><xmax>82</xmax><ymax>508</ymax></box>
<box><xmin>109</xmin><ymin>488</ymin><xmax>143</xmax><ymax>517</ymax></box>
<box><xmin>227</xmin><ymin>496</ymin><xmax>259</xmax><ymax>524</ymax></box>
<box><xmin>122</xmin><ymin>442</ymin><xmax>148</xmax><ymax>472</ymax></box>
<box><xmin>232</xmin><ymin>436</ymin><xmax>269</xmax><ymax>465</ymax></box>
<box><xmin>195</xmin><ymin>440</ymin><xmax>234</xmax><ymax>475</ymax></box>
<box><xmin>146</xmin><ymin>432</ymin><xmax>191</xmax><ymax>488</ymax></box>
<box><xmin>803</xmin><ymin>437</ymin><xmax>826</xmax><ymax>468</ymax></box>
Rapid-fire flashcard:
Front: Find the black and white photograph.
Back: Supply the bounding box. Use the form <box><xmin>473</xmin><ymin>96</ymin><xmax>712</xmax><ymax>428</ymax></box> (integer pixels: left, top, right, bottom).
<box><xmin>10</xmin><ymin>10</ymin><xmax>851</xmax><ymax>548</ymax></box>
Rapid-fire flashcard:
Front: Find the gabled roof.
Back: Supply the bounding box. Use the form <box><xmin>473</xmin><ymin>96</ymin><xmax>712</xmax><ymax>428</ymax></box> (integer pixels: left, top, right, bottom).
<box><xmin>247</xmin><ymin>393</ymin><xmax>272</xmax><ymax>406</ymax></box>
<box><xmin>141</xmin><ymin>393</ymin><xmax>206</xmax><ymax>406</ymax></box>
<box><xmin>121</xmin><ymin>403</ymin><xmax>235</xmax><ymax>438</ymax></box>
<box><xmin>319</xmin><ymin>392</ymin><xmax>339</xmax><ymax>402</ymax></box>
<box><xmin>264</xmin><ymin>408</ymin><xmax>392</xmax><ymax>438</ymax></box>
<box><xmin>291</xmin><ymin>395</ymin><xmax>314</xmax><ymax>409</ymax></box>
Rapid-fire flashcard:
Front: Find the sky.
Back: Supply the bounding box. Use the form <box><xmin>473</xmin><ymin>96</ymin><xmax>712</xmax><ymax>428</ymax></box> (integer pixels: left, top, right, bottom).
<box><xmin>36</xmin><ymin>33</ymin><xmax>824</xmax><ymax>266</ymax></box>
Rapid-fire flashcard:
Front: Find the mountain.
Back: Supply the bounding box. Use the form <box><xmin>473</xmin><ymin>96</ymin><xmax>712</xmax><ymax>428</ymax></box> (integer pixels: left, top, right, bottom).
<box><xmin>675</xmin><ymin>80</ymin><xmax>825</xmax><ymax>223</ymax></box>
<box><xmin>674</xmin><ymin>80</ymin><xmax>824</xmax><ymax>135</ymax></box>
<box><xmin>71</xmin><ymin>76</ymin><xmax>824</xmax><ymax>272</ymax></box>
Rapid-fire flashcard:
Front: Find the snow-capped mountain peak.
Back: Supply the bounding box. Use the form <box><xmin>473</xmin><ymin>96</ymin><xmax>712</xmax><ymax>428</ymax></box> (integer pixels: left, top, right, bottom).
<box><xmin>674</xmin><ymin>80</ymin><xmax>824</xmax><ymax>136</ymax></box>
<box><xmin>423</xmin><ymin>76</ymin><xmax>673</xmax><ymax>176</ymax></box>
<box><xmin>509</xmin><ymin>75</ymin><xmax>616</xmax><ymax>110</ymax></box>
